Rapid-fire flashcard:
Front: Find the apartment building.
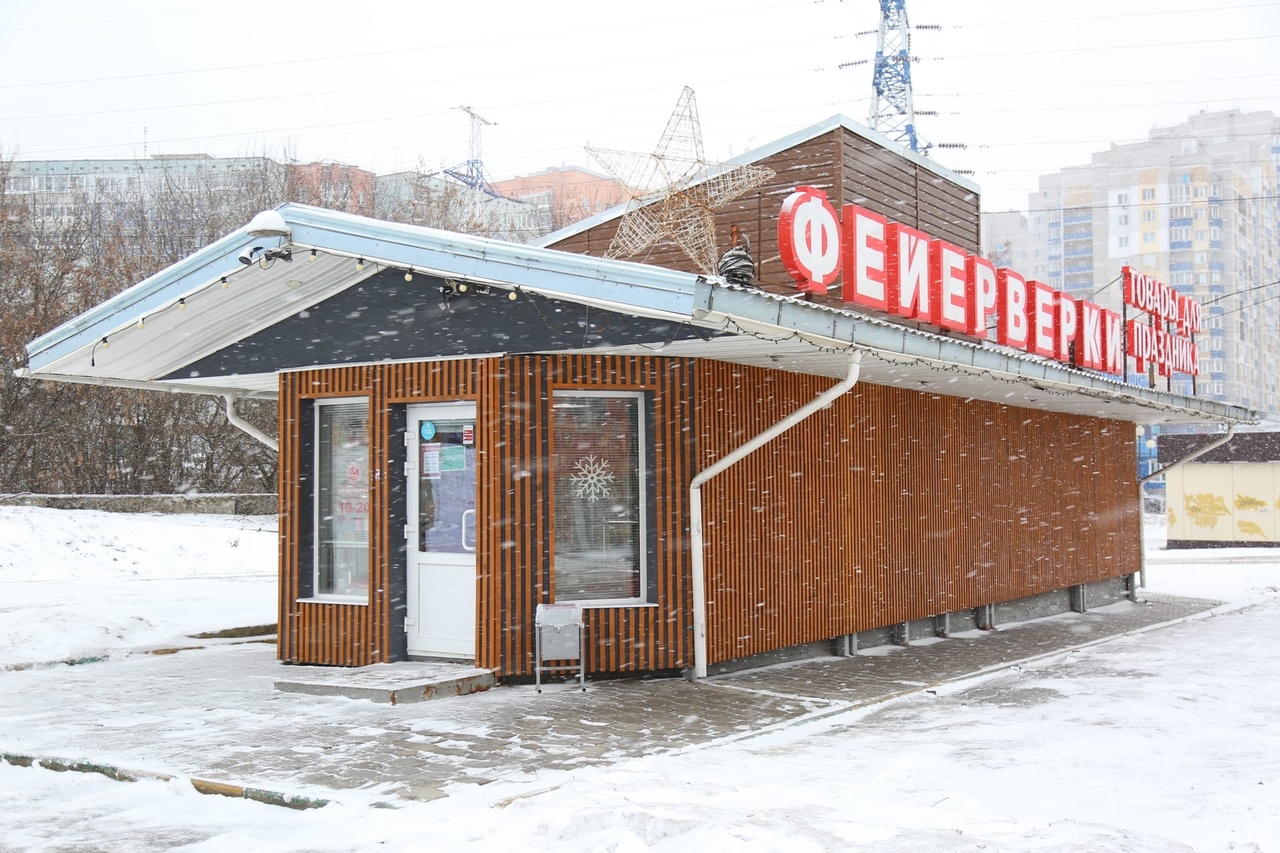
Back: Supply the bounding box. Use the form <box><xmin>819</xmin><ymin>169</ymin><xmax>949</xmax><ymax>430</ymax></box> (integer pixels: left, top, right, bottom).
<box><xmin>984</xmin><ymin>109</ymin><xmax>1280</xmax><ymax>416</ymax></box>
<box><xmin>3</xmin><ymin>154</ymin><xmax>375</xmax><ymax>226</ymax></box>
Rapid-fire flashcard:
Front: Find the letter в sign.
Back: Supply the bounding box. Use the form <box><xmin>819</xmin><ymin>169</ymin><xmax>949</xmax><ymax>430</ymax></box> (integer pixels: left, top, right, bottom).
<box><xmin>1028</xmin><ymin>280</ymin><xmax>1057</xmax><ymax>358</ymax></box>
<box><xmin>778</xmin><ymin>186</ymin><xmax>842</xmax><ymax>295</ymax></box>
<box><xmin>997</xmin><ymin>269</ymin><xmax>1029</xmax><ymax>350</ymax></box>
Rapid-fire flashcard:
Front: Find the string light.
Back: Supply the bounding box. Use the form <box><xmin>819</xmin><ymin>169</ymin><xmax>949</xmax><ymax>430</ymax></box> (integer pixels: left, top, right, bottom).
<box><xmin>356</xmin><ymin>258</ymin><xmax>365</xmax><ymax>271</ymax></box>
<box><xmin>404</xmin><ymin>269</ymin><xmax>414</xmax><ymax>282</ymax></box>
<box><xmin>220</xmin><ymin>277</ymin><xmax>229</xmax><ymax>289</ymax></box>
<box><xmin>178</xmin><ymin>298</ymin><xmax>187</xmax><ymax>310</ymax></box>
<box><xmin>100</xmin><ymin>337</ymin><xmax>109</xmax><ymax>349</ymax></box>
<box><xmin>309</xmin><ymin>249</ymin><xmax>318</xmax><ymax>262</ymax></box>
<box><xmin>136</xmin><ymin>318</ymin><xmax>145</xmax><ymax>330</ymax></box>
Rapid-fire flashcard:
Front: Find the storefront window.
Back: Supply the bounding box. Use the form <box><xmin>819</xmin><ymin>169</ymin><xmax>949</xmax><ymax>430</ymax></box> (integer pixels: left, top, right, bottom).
<box><xmin>551</xmin><ymin>391</ymin><xmax>645</xmax><ymax>603</ymax></box>
<box><xmin>315</xmin><ymin>399</ymin><xmax>369</xmax><ymax>599</ymax></box>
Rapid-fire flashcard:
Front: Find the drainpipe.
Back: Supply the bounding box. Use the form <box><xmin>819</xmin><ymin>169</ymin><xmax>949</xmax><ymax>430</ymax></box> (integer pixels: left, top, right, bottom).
<box><xmin>224</xmin><ymin>394</ymin><xmax>279</xmax><ymax>452</ymax></box>
<box><xmin>688</xmin><ymin>351</ymin><xmax>863</xmax><ymax>680</ymax></box>
<box><xmin>1135</xmin><ymin>424</ymin><xmax>1235</xmax><ymax>591</ymax></box>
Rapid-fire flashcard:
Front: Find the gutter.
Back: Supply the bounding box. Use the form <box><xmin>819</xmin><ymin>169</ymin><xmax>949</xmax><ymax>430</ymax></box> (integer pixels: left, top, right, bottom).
<box><xmin>687</xmin><ymin>351</ymin><xmax>863</xmax><ymax>680</ymax></box>
<box><xmin>1135</xmin><ymin>424</ymin><xmax>1236</xmax><ymax>590</ymax></box>
<box><xmin>224</xmin><ymin>394</ymin><xmax>278</xmax><ymax>452</ymax></box>
<box><xmin>11</xmin><ymin>367</ymin><xmax>276</xmax><ymax>401</ymax></box>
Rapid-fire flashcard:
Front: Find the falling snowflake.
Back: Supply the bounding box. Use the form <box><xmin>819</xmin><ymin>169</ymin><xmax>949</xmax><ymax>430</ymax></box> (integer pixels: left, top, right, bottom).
<box><xmin>569</xmin><ymin>455</ymin><xmax>614</xmax><ymax>502</ymax></box>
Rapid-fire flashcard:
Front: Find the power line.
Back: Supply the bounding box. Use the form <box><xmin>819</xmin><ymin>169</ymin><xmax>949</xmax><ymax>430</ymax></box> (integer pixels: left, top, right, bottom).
<box><xmin>1201</xmin><ymin>278</ymin><xmax>1280</xmax><ymax>309</ymax></box>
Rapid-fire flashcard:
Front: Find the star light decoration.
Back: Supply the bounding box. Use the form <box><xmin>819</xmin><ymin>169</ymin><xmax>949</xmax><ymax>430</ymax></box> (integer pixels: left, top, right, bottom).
<box><xmin>586</xmin><ymin>86</ymin><xmax>775</xmax><ymax>275</ymax></box>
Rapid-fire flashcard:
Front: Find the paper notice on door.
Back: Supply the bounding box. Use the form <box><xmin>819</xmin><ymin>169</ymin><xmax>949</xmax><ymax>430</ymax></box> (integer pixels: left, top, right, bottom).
<box><xmin>422</xmin><ymin>442</ymin><xmax>442</xmax><ymax>479</ymax></box>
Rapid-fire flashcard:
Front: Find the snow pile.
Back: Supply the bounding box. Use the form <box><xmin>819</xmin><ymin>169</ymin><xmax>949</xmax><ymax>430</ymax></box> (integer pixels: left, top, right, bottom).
<box><xmin>0</xmin><ymin>507</ymin><xmax>276</xmax><ymax>668</ymax></box>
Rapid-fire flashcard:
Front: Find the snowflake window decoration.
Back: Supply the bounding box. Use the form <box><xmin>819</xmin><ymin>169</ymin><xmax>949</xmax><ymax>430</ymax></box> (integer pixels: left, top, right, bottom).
<box><xmin>569</xmin><ymin>455</ymin><xmax>614</xmax><ymax>502</ymax></box>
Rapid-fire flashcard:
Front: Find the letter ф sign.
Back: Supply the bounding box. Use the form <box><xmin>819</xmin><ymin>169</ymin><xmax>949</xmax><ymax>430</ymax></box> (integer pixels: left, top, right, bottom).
<box><xmin>776</xmin><ymin>186</ymin><xmax>1167</xmax><ymax>379</ymax></box>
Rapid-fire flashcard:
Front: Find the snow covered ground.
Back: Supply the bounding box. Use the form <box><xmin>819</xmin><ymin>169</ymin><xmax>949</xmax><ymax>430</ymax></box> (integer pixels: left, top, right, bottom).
<box><xmin>2</xmin><ymin>506</ymin><xmax>1279</xmax><ymax>852</ymax></box>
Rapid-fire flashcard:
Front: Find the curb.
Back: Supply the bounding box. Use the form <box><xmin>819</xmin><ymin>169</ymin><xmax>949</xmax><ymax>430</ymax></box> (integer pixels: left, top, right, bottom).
<box><xmin>2</xmin><ymin>634</ymin><xmax>276</xmax><ymax>672</ymax></box>
<box><xmin>0</xmin><ymin>751</ymin><xmax>331</xmax><ymax>810</ymax></box>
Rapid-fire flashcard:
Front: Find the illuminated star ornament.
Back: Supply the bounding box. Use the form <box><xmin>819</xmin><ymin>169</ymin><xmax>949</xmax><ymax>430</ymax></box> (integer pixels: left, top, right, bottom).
<box><xmin>586</xmin><ymin>86</ymin><xmax>775</xmax><ymax>275</ymax></box>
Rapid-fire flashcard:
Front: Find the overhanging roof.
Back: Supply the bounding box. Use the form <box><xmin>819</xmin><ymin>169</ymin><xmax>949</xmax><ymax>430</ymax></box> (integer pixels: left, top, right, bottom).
<box><xmin>21</xmin><ymin>204</ymin><xmax>1255</xmax><ymax>427</ymax></box>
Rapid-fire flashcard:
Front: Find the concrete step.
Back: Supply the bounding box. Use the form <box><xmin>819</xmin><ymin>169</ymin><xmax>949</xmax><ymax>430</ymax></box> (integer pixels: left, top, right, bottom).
<box><xmin>274</xmin><ymin>661</ymin><xmax>495</xmax><ymax>704</ymax></box>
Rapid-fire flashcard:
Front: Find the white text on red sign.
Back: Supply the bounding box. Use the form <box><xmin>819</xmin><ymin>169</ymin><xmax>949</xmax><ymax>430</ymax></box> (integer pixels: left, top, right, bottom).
<box><xmin>776</xmin><ymin>186</ymin><xmax>1200</xmax><ymax>379</ymax></box>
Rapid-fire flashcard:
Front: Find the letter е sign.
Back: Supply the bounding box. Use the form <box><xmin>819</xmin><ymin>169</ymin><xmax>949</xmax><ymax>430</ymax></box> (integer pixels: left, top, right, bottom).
<box><xmin>778</xmin><ymin>185</ymin><xmax>841</xmax><ymax>294</ymax></box>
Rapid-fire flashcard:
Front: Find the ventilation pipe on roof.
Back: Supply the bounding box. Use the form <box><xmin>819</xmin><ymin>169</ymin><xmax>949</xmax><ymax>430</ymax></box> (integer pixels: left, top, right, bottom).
<box><xmin>224</xmin><ymin>394</ymin><xmax>278</xmax><ymax>452</ymax></box>
<box><xmin>687</xmin><ymin>351</ymin><xmax>863</xmax><ymax>681</ymax></box>
<box><xmin>1135</xmin><ymin>424</ymin><xmax>1235</xmax><ymax>591</ymax></box>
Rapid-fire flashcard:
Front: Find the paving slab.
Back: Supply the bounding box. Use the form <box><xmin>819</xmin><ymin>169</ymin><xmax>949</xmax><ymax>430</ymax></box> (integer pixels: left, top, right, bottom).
<box><xmin>0</xmin><ymin>593</ymin><xmax>1226</xmax><ymax>804</ymax></box>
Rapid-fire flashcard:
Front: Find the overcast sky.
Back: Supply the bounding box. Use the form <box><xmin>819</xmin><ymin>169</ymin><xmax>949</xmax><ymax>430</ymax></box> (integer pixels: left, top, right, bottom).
<box><xmin>1</xmin><ymin>0</ymin><xmax>1276</xmax><ymax>213</ymax></box>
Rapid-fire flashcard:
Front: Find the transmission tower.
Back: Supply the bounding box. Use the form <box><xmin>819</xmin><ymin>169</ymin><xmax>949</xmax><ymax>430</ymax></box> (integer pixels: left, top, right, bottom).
<box><xmin>444</xmin><ymin>106</ymin><xmax>502</xmax><ymax>202</ymax></box>
<box><xmin>869</xmin><ymin>0</ymin><xmax>928</xmax><ymax>155</ymax></box>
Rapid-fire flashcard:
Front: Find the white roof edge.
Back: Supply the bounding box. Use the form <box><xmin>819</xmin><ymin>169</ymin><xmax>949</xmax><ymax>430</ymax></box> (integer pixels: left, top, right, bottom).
<box><xmin>25</xmin><ymin>203</ymin><xmax>706</xmax><ymax>372</ymax></box>
<box><xmin>691</xmin><ymin>280</ymin><xmax>1256</xmax><ymax>426</ymax></box>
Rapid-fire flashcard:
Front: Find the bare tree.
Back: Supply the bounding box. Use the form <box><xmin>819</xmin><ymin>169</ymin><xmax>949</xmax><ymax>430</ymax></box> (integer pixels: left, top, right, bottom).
<box><xmin>0</xmin><ymin>150</ymin><xmax>300</xmax><ymax>495</ymax></box>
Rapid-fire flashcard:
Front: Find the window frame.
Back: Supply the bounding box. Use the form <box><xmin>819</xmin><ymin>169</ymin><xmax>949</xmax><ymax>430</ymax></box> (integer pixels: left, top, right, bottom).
<box><xmin>549</xmin><ymin>389</ymin><xmax>651</xmax><ymax>608</ymax></box>
<box><xmin>310</xmin><ymin>396</ymin><xmax>371</xmax><ymax>604</ymax></box>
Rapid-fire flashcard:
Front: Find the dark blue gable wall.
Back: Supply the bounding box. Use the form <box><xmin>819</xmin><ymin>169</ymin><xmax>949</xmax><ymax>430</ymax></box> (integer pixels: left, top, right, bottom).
<box><xmin>164</xmin><ymin>269</ymin><xmax>712</xmax><ymax>381</ymax></box>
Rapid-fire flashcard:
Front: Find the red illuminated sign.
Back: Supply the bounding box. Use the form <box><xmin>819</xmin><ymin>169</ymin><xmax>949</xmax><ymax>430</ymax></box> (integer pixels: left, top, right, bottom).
<box><xmin>776</xmin><ymin>187</ymin><xmax>1201</xmax><ymax>380</ymax></box>
<box><xmin>1122</xmin><ymin>266</ymin><xmax>1201</xmax><ymax>377</ymax></box>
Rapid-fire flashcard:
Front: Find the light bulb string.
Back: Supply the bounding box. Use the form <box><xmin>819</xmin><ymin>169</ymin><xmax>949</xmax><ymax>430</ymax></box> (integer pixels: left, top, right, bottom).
<box><xmin>89</xmin><ymin>245</ymin><xmax>518</xmax><ymax>361</ymax></box>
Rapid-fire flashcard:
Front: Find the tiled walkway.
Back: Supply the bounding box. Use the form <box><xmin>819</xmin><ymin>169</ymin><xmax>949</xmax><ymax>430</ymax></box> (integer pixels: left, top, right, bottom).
<box><xmin>0</xmin><ymin>594</ymin><xmax>1223</xmax><ymax>803</ymax></box>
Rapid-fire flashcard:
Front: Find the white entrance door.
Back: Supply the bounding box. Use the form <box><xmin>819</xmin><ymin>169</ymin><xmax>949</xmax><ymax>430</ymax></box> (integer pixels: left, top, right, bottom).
<box><xmin>405</xmin><ymin>403</ymin><xmax>478</xmax><ymax>659</ymax></box>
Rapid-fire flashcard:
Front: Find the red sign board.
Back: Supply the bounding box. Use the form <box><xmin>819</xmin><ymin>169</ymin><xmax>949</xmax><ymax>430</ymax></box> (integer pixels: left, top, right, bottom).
<box><xmin>776</xmin><ymin>187</ymin><xmax>1199</xmax><ymax>379</ymax></box>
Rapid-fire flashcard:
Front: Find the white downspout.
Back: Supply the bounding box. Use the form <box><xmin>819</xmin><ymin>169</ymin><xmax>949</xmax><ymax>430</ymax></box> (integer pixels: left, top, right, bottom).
<box><xmin>224</xmin><ymin>394</ymin><xmax>279</xmax><ymax>452</ymax></box>
<box><xmin>688</xmin><ymin>351</ymin><xmax>863</xmax><ymax>680</ymax></box>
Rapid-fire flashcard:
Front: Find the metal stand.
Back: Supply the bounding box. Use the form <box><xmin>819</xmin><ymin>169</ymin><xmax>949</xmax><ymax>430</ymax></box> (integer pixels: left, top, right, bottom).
<box><xmin>534</xmin><ymin>603</ymin><xmax>586</xmax><ymax>693</ymax></box>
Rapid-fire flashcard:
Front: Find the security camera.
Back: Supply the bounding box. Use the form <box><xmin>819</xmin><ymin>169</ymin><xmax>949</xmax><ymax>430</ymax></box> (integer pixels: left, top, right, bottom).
<box><xmin>239</xmin><ymin>246</ymin><xmax>264</xmax><ymax>265</ymax></box>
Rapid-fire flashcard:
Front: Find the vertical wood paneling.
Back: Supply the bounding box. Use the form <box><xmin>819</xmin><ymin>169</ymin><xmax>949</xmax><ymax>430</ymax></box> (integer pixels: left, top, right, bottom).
<box><xmin>482</xmin><ymin>353</ymin><xmax>695</xmax><ymax>677</ymax></box>
<box><xmin>280</xmin><ymin>352</ymin><xmax>1137</xmax><ymax>676</ymax></box>
<box><xmin>278</xmin><ymin>366</ymin><xmax>380</xmax><ymax>666</ymax></box>
<box><xmin>694</xmin><ymin>360</ymin><xmax>1139</xmax><ymax>666</ymax></box>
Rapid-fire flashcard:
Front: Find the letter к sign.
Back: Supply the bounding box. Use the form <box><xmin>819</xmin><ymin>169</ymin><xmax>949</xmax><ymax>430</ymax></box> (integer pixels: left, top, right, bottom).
<box><xmin>778</xmin><ymin>186</ymin><xmax>841</xmax><ymax>294</ymax></box>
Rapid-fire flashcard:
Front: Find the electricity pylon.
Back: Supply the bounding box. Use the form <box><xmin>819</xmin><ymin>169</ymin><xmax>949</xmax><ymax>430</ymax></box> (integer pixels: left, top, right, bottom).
<box><xmin>869</xmin><ymin>0</ymin><xmax>928</xmax><ymax>155</ymax></box>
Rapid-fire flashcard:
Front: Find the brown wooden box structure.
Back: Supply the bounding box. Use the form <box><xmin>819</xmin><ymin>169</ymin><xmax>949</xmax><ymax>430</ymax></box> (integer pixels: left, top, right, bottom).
<box><xmin>21</xmin><ymin>116</ymin><xmax>1252</xmax><ymax>680</ymax></box>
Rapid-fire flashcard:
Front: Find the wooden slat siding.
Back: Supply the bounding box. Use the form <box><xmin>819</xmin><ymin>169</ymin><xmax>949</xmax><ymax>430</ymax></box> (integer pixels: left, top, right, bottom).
<box><xmin>479</xmin><ymin>353</ymin><xmax>695</xmax><ymax>677</ymax></box>
<box><xmin>278</xmin><ymin>366</ymin><xmax>380</xmax><ymax>666</ymax></box>
<box><xmin>838</xmin><ymin>129</ymin><xmax>980</xmax><ymax>252</ymax></box>
<box><xmin>547</xmin><ymin>132</ymin><xmax>842</xmax><ymax>281</ymax></box>
<box><xmin>548</xmin><ymin>127</ymin><xmax>978</xmax><ymax>298</ymax></box>
<box><xmin>694</xmin><ymin>360</ymin><xmax>1139</xmax><ymax>665</ymax></box>
<box><xmin>277</xmin><ymin>372</ymin><xmax>298</xmax><ymax>664</ymax></box>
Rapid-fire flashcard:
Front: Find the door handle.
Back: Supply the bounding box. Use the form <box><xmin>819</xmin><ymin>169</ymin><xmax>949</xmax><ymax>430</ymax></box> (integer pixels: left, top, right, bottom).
<box><xmin>461</xmin><ymin>509</ymin><xmax>476</xmax><ymax>553</ymax></box>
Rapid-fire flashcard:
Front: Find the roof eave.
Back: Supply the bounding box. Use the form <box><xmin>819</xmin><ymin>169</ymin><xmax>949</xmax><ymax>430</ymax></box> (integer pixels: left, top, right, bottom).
<box><xmin>691</xmin><ymin>280</ymin><xmax>1256</xmax><ymax>427</ymax></box>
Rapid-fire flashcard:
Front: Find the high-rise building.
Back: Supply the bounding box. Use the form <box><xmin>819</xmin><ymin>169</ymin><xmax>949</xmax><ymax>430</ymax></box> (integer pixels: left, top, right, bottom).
<box><xmin>985</xmin><ymin>109</ymin><xmax>1280</xmax><ymax>416</ymax></box>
